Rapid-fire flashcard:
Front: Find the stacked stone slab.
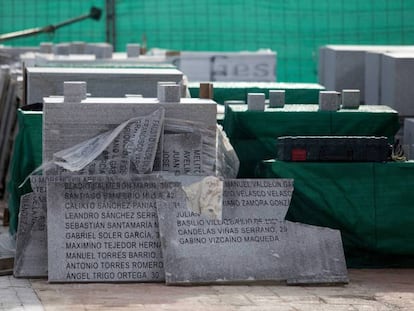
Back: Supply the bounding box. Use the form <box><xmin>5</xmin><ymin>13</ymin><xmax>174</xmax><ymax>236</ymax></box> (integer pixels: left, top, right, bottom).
<box><xmin>26</xmin><ymin>67</ymin><xmax>183</xmax><ymax>105</ymax></box>
<box><xmin>319</xmin><ymin>45</ymin><xmax>414</xmax><ymax>103</ymax></box>
<box><xmin>380</xmin><ymin>52</ymin><xmax>414</xmax><ymax>117</ymax></box>
<box><xmin>15</xmin><ymin>82</ymin><xmax>348</xmax><ymax>285</ymax></box>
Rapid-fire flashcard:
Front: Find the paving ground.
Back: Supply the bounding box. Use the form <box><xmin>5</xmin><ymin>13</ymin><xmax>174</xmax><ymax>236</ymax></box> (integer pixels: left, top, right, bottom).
<box><xmin>1</xmin><ymin>200</ymin><xmax>413</xmax><ymax>310</ymax></box>
<box><xmin>0</xmin><ymin>269</ymin><xmax>413</xmax><ymax>311</ymax></box>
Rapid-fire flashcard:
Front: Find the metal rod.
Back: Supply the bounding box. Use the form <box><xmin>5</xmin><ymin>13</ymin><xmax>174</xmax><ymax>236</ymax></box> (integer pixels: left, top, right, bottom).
<box><xmin>0</xmin><ymin>6</ymin><xmax>102</xmax><ymax>42</ymax></box>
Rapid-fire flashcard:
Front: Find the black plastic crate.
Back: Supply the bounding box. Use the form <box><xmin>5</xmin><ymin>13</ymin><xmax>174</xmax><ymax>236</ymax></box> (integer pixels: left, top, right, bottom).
<box><xmin>277</xmin><ymin>136</ymin><xmax>391</xmax><ymax>162</ymax></box>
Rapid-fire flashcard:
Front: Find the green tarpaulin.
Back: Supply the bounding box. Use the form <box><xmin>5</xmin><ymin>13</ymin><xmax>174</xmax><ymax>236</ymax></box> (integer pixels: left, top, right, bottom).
<box><xmin>223</xmin><ymin>104</ymin><xmax>400</xmax><ymax>177</ymax></box>
<box><xmin>7</xmin><ymin>110</ymin><xmax>42</xmax><ymax>236</ymax></box>
<box><xmin>257</xmin><ymin>160</ymin><xmax>414</xmax><ymax>268</ymax></box>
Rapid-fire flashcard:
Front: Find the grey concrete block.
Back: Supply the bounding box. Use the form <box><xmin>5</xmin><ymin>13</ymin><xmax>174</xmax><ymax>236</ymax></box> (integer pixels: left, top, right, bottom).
<box><xmin>156</xmin><ymin>180</ymin><xmax>348</xmax><ymax>285</ymax></box>
<box><xmin>126</xmin><ymin>44</ymin><xmax>141</xmax><ymax>58</ymax></box>
<box><xmin>26</xmin><ymin>67</ymin><xmax>183</xmax><ymax>104</ymax></box>
<box><xmin>247</xmin><ymin>93</ymin><xmax>265</xmax><ymax>111</ymax></box>
<box><xmin>341</xmin><ymin>89</ymin><xmax>360</xmax><ymax>109</ymax></box>
<box><xmin>47</xmin><ymin>175</ymin><xmax>171</xmax><ymax>282</ymax></box>
<box><xmin>319</xmin><ymin>91</ymin><xmax>340</xmax><ymax>111</ymax></box>
<box><xmin>269</xmin><ymin>90</ymin><xmax>285</xmax><ymax>108</ymax></box>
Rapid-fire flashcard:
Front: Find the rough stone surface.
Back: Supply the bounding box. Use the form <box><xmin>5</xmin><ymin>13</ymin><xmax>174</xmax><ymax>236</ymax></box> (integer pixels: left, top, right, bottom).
<box><xmin>162</xmin><ymin>133</ymin><xmax>203</xmax><ymax>174</ymax></box>
<box><xmin>42</xmin><ymin>98</ymin><xmax>217</xmax><ymax>166</ymax></box>
<box><xmin>403</xmin><ymin>118</ymin><xmax>414</xmax><ymax>159</ymax></box>
<box><xmin>157</xmin><ymin>179</ymin><xmax>348</xmax><ymax>285</ymax></box>
<box><xmin>126</xmin><ymin>44</ymin><xmax>141</xmax><ymax>58</ymax></box>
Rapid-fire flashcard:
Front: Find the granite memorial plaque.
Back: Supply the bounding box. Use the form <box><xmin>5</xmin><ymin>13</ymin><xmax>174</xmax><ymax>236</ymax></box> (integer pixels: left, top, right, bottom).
<box><xmin>14</xmin><ymin>175</ymin><xmax>68</xmax><ymax>278</ymax></box>
<box><xmin>157</xmin><ymin>179</ymin><xmax>348</xmax><ymax>285</ymax></box>
<box><xmin>247</xmin><ymin>93</ymin><xmax>265</xmax><ymax>111</ymax></box>
<box><xmin>162</xmin><ymin>133</ymin><xmax>203</xmax><ymax>174</ymax></box>
<box><xmin>14</xmin><ymin>193</ymin><xmax>47</xmax><ymax>278</ymax></box>
<box><xmin>43</xmin><ymin>96</ymin><xmax>217</xmax><ymax>166</ymax></box>
<box><xmin>47</xmin><ymin>175</ymin><xmax>179</xmax><ymax>283</ymax></box>
<box><xmin>319</xmin><ymin>91</ymin><xmax>340</xmax><ymax>111</ymax></box>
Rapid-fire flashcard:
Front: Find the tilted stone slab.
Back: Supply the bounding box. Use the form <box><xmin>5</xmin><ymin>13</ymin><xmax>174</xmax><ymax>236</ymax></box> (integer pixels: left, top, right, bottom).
<box><xmin>156</xmin><ymin>179</ymin><xmax>348</xmax><ymax>285</ymax></box>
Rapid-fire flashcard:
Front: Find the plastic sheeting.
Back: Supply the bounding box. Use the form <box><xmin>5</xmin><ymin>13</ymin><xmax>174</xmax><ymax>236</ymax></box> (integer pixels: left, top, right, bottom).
<box><xmin>256</xmin><ymin>160</ymin><xmax>414</xmax><ymax>268</ymax></box>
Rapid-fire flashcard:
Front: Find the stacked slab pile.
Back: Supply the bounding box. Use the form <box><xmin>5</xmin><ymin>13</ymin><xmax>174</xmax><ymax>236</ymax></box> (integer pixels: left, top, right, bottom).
<box><xmin>13</xmin><ymin>82</ymin><xmax>348</xmax><ymax>285</ymax></box>
<box><xmin>0</xmin><ymin>66</ymin><xmax>23</xmax><ymax>197</ymax></box>
<box><xmin>318</xmin><ymin>45</ymin><xmax>414</xmax><ymax>109</ymax></box>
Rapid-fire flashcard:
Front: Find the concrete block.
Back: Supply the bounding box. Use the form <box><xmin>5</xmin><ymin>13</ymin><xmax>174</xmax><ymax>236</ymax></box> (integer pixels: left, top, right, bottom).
<box><xmin>126</xmin><ymin>44</ymin><xmax>141</xmax><ymax>58</ymax></box>
<box><xmin>269</xmin><ymin>90</ymin><xmax>285</xmax><ymax>108</ymax></box>
<box><xmin>157</xmin><ymin>82</ymin><xmax>181</xmax><ymax>102</ymax></box>
<box><xmin>341</xmin><ymin>89</ymin><xmax>360</xmax><ymax>108</ymax></box>
<box><xmin>247</xmin><ymin>93</ymin><xmax>265</xmax><ymax>111</ymax></box>
<box><xmin>319</xmin><ymin>91</ymin><xmax>340</xmax><ymax>111</ymax></box>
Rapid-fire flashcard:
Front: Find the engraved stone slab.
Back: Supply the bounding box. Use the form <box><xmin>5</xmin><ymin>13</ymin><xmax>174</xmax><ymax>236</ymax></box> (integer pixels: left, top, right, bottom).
<box><xmin>14</xmin><ymin>175</ymin><xmax>65</xmax><ymax>278</ymax></box>
<box><xmin>26</xmin><ymin>67</ymin><xmax>183</xmax><ymax>105</ymax></box>
<box><xmin>162</xmin><ymin>133</ymin><xmax>203</xmax><ymax>174</ymax></box>
<box><xmin>157</xmin><ymin>179</ymin><xmax>348</xmax><ymax>285</ymax></box>
<box><xmin>14</xmin><ymin>193</ymin><xmax>47</xmax><ymax>278</ymax></box>
<box><xmin>50</xmin><ymin>108</ymin><xmax>164</xmax><ymax>176</ymax></box>
<box><xmin>42</xmin><ymin>98</ymin><xmax>217</xmax><ymax>172</ymax></box>
<box><xmin>222</xmin><ymin>179</ymin><xmax>292</xmax><ymax>220</ymax></box>
<box><xmin>381</xmin><ymin>52</ymin><xmax>414</xmax><ymax>116</ymax></box>
<box><xmin>47</xmin><ymin>175</ymin><xmax>177</xmax><ymax>283</ymax></box>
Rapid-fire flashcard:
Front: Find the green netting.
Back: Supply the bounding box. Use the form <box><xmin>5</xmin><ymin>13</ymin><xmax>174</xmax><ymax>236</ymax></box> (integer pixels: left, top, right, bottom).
<box><xmin>7</xmin><ymin>110</ymin><xmax>42</xmax><ymax>236</ymax></box>
<box><xmin>2</xmin><ymin>1</ymin><xmax>414</xmax><ymax>82</ymax></box>
<box><xmin>257</xmin><ymin>160</ymin><xmax>414</xmax><ymax>268</ymax></box>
